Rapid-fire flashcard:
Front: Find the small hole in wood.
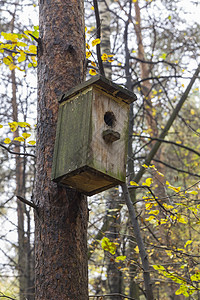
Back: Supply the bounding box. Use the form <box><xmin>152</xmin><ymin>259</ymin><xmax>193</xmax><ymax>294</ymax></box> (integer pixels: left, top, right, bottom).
<box><xmin>104</xmin><ymin>111</ymin><xmax>116</xmax><ymax>127</ymax></box>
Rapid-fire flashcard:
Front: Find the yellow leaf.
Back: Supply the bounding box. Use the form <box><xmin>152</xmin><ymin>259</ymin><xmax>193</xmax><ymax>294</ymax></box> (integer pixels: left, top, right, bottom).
<box><xmin>167</xmin><ymin>185</ymin><xmax>181</xmax><ymax>193</ymax></box>
<box><xmin>91</xmin><ymin>5</ymin><xmax>94</xmax><ymax>10</ymax></box>
<box><xmin>28</xmin><ymin>140</ymin><xmax>36</xmax><ymax>145</ymax></box>
<box><xmin>3</xmin><ymin>56</ymin><xmax>12</xmax><ymax>66</ymax></box>
<box><xmin>130</xmin><ymin>181</ymin><xmax>139</xmax><ymax>186</ymax></box>
<box><xmin>149</xmin><ymin>210</ymin><xmax>159</xmax><ymax>215</ymax></box>
<box><xmin>22</xmin><ymin>133</ymin><xmax>31</xmax><ymax>139</ymax></box>
<box><xmin>101</xmin><ymin>237</ymin><xmax>116</xmax><ymax>255</ymax></box>
<box><xmin>115</xmin><ymin>255</ymin><xmax>126</xmax><ymax>261</ymax></box>
<box><xmin>157</xmin><ymin>171</ymin><xmax>164</xmax><ymax>177</ymax></box>
<box><xmin>0</xmin><ymin>124</ymin><xmax>3</xmax><ymax>128</ymax></box>
<box><xmin>1</xmin><ymin>32</ymin><xmax>18</xmax><ymax>42</ymax></box>
<box><xmin>86</xmin><ymin>43</ymin><xmax>90</xmax><ymax>49</ymax></box>
<box><xmin>134</xmin><ymin>245</ymin><xmax>139</xmax><ymax>254</ymax></box>
<box><xmin>163</xmin><ymin>203</ymin><xmax>174</xmax><ymax>210</ymax></box>
<box><xmin>17</xmin><ymin>42</ymin><xmax>27</xmax><ymax>47</ymax></box>
<box><xmin>186</xmin><ymin>190</ymin><xmax>198</xmax><ymax>195</ymax></box>
<box><xmin>29</xmin><ymin>45</ymin><xmax>37</xmax><ymax>54</ymax></box>
<box><xmin>190</xmin><ymin>109</ymin><xmax>195</xmax><ymax>115</ymax></box>
<box><xmin>91</xmin><ymin>61</ymin><xmax>96</xmax><ymax>67</ymax></box>
<box><xmin>191</xmin><ymin>272</ymin><xmax>200</xmax><ymax>281</ymax></box>
<box><xmin>86</xmin><ymin>51</ymin><xmax>92</xmax><ymax>59</ymax></box>
<box><xmin>177</xmin><ymin>214</ymin><xmax>187</xmax><ymax>224</ymax></box>
<box><xmin>9</xmin><ymin>63</ymin><xmax>17</xmax><ymax>71</ymax></box>
<box><xmin>142</xmin><ymin>178</ymin><xmax>153</xmax><ymax>187</ymax></box>
<box><xmin>18</xmin><ymin>122</ymin><xmax>31</xmax><ymax>128</ymax></box>
<box><xmin>145</xmin><ymin>215</ymin><xmax>156</xmax><ymax>222</ymax></box>
<box><xmin>4</xmin><ymin>138</ymin><xmax>11</xmax><ymax>144</ymax></box>
<box><xmin>14</xmin><ymin>136</ymin><xmax>25</xmax><ymax>142</ymax></box>
<box><xmin>92</xmin><ymin>38</ymin><xmax>101</xmax><ymax>47</ymax></box>
<box><xmin>184</xmin><ymin>240</ymin><xmax>193</xmax><ymax>248</ymax></box>
<box><xmin>8</xmin><ymin>121</ymin><xmax>18</xmax><ymax>132</ymax></box>
<box><xmin>89</xmin><ymin>69</ymin><xmax>97</xmax><ymax>76</ymax></box>
<box><xmin>17</xmin><ymin>52</ymin><xmax>26</xmax><ymax>63</ymax></box>
<box><xmin>145</xmin><ymin>203</ymin><xmax>153</xmax><ymax>210</ymax></box>
<box><xmin>153</xmin><ymin>265</ymin><xmax>165</xmax><ymax>271</ymax></box>
<box><xmin>101</xmin><ymin>53</ymin><xmax>108</xmax><ymax>62</ymax></box>
<box><xmin>142</xmin><ymin>164</ymin><xmax>149</xmax><ymax>168</ymax></box>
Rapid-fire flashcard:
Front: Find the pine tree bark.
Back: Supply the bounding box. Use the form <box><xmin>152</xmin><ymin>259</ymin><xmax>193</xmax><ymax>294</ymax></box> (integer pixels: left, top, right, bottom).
<box><xmin>35</xmin><ymin>1</ymin><xmax>88</xmax><ymax>299</ymax></box>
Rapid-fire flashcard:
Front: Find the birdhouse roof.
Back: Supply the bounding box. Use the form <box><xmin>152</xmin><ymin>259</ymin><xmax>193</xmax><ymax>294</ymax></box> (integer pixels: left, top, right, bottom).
<box><xmin>59</xmin><ymin>75</ymin><xmax>137</xmax><ymax>105</ymax></box>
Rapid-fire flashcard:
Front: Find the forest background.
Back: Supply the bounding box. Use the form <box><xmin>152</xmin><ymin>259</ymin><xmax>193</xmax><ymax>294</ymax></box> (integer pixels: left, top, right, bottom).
<box><xmin>0</xmin><ymin>0</ymin><xmax>200</xmax><ymax>299</ymax></box>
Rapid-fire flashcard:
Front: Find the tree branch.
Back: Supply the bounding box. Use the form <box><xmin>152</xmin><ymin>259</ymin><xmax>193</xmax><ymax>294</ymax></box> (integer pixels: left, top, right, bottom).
<box><xmin>16</xmin><ymin>195</ymin><xmax>38</xmax><ymax>210</ymax></box>
<box><xmin>0</xmin><ymin>293</ymin><xmax>16</xmax><ymax>300</ymax></box>
<box><xmin>133</xmin><ymin>63</ymin><xmax>200</xmax><ymax>184</ymax></box>
<box><xmin>121</xmin><ymin>183</ymin><xmax>154</xmax><ymax>300</ymax></box>
<box><xmin>89</xmin><ymin>293</ymin><xmax>136</xmax><ymax>299</ymax></box>
<box><xmin>0</xmin><ymin>143</ymin><xmax>36</xmax><ymax>158</ymax></box>
<box><xmin>133</xmin><ymin>134</ymin><xmax>200</xmax><ymax>157</ymax></box>
<box><xmin>93</xmin><ymin>0</ymin><xmax>105</xmax><ymax>76</ymax></box>
<box><xmin>135</xmin><ymin>156</ymin><xmax>200</xmax><ymax>178</ymax></box>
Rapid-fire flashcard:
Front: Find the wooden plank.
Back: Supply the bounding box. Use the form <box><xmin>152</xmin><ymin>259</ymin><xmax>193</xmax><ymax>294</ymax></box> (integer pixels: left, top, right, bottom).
<box><xmin>58</xmin><ymin>167</ymin><xmax>123</xmax><ymax>196</ymax></box>
<box><xmin>52</xmin><ymin>89</ymin><xmax>93</xmax><ymax>180</ymax></box>
<box><xmin>89</xmin><ymin>88</ymin><xmax>129</xmax><ymax>182</ymax></box>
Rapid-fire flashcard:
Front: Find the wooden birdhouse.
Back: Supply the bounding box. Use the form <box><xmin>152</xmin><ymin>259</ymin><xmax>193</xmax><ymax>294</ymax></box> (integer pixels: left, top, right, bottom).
<box><xmin>51</xmin><ymin>75</ymin><xmax>137</xmax><ymax>196</ymax></box>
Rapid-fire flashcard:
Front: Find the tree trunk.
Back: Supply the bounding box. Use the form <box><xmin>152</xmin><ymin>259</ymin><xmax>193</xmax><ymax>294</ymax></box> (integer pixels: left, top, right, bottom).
<box><xmin>35</xmin><ymin>1</ymin><xmax>88</xmax><ymax>299</ymax></box>
<box><xmin>11</xmin><ymin>67</ymin><xmax>27</xmax><ymax>300</ymax></box>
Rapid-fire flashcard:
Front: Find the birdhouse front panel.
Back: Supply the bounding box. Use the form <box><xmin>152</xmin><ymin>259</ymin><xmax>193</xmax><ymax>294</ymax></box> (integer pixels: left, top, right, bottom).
<box><xmin>89</xmin><ymin>88</ymin><xmax>129</xmax><ymax>182</ymax></box>
<box><xmin>51</xmin><ymin>76</ymin><xmax>137</xmax><ymax>196</ymax></box>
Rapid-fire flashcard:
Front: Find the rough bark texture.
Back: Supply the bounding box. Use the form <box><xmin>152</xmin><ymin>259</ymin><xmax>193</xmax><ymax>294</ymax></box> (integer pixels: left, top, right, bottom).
<box><xmin>35</xmin><ymin>1</ymin><xmax>88</xmax><ymax>299</ymax></box>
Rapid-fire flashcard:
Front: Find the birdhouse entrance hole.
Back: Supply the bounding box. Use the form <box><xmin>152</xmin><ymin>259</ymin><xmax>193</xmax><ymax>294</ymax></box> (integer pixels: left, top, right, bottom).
<box><xmin>104</xmin><ymin>111</ymin><xmax>116</xmax><ymax>127</ymax></box>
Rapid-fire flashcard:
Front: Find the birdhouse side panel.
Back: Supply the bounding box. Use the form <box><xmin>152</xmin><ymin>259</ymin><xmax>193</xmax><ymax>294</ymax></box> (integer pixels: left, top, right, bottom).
<box><xmin>52</xmin><ymin>90</ymin><xmax>93</xmax><ymax>181</ymax></box>
<box><xmin>89</xmin><ymin>88</ymin><xmax>129</xmax><ymax>182</ymax></box>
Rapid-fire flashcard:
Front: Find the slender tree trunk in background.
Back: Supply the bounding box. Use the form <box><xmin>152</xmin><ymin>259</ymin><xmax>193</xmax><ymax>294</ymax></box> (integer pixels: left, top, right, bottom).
<box><xmin>133</xmin><ymin>0</ymin><xmax>166</xmax><ymax>197</ymax></box>
<box><xmin>10</xmin><ymin>11</ymin><xmax>35</xmax><ymax>298</ymax></box>
<box><xmin>11</xmin><ymin>68</ymin><xmax>27</xmax><ymax>300</ymax></box>
<box><xmin>35</xmin><ymin>1</ymin><xmax>88</xmax><ymax>299</ymax></box>
<box><xmin>99</xmin><ymin>0</ymin><xmax>112</xmax><ymax>79</ymax></box>
<box><xmin>10</xmin><ymin>13</ymin><xmax>28</xmax><ymax>299</ymax></box>
<box><xmin>98</xmin><ymin>2</ymin><xmax>123</xmax><ymax>298</ymax></box>
<box><xmin>124</xmin><ymin>2</ymin><xmax>140</xmax><ymax>297</ymax></box>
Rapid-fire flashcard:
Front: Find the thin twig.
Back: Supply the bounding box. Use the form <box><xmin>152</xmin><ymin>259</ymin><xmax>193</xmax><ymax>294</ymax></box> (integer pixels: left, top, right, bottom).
<box><xmin>93</xmin><ymin>0</ymin><xmax>105</xmax><ymax>76</ymax></box>
<box><xmin>0</xmin><ymin>293</ymin><xmax>16</xmax><ymax>300</ymax></box>
<box><xmin>89</xmin><ymin>293</ymin><xmax>136</xmax><ymax>299</ymax></box>
<box><xmin>16</xmin><ymin>195</ymin><xmax>38</xmax><ymax>210</ymax></box>
<box><xmin>133</xmin><ymin>63</ymin><xmax>200</xmax><ymax>184</ymax></box>
<box><xmin>0</xmin><ymin>143</ymin><xmax>36</xmax><ymax>158</ymax></box>
<box><xmin>133</xmin><ymin>134</ymin><xmax>200</xmax><ymax>157</ymax></box>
